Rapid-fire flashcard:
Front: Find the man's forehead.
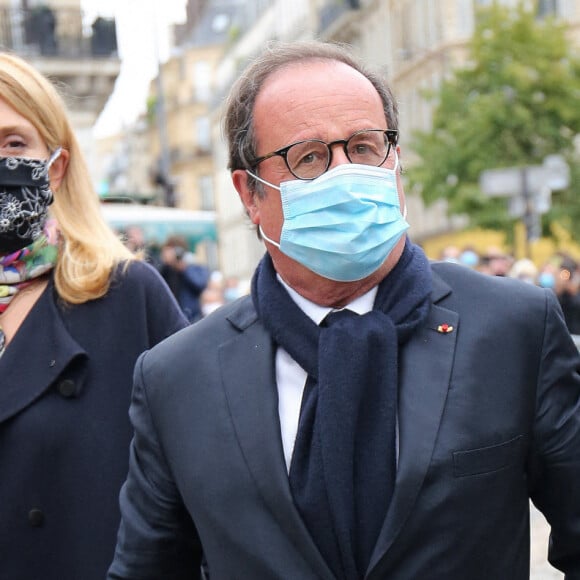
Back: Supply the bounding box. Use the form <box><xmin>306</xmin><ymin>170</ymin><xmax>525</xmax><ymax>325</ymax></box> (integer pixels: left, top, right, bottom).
<box><xmin>258</xmin><ymin>59</ymin><xmax>361</xmax><ymax>93</ymax></box>
<box><xmin>252</xmin><ymin>69</ymin><xmax>387</xmax><ymax>154</ymax></box>
<box><xmin>254</xmin><ymin>60</ymin><xmax>381</xmax><ymax>121</ymax></box>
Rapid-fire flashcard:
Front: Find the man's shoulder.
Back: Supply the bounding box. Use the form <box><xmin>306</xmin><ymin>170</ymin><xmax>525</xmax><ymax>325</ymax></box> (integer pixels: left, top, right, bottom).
<box><xmin>431</xmin><ymin>260</ymin><xmax>545</xmax><ymax>297</ymax></box>
<box><xmin>430</xmin><ymin>260</ymin><xmax>550</xmax><ymax>323</ymax></box>
<box><xmin>145</xmin><ymin>294</ymin><xmax>258</xmax><ymax>359</ymax></box>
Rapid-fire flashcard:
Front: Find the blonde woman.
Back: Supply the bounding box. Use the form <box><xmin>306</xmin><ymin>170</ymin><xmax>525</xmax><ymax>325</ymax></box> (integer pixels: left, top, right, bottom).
<box><xmin>0</xmin><ymin>53</ymin><xmax>187</xmax><ymax>579</ymax></box>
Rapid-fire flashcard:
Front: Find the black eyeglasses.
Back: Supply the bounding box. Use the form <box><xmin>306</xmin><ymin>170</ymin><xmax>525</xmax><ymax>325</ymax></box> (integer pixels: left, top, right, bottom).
<box><xmin>250</xmin><ymin>129</ymin><xmax>398</xmax><ymax>180</ymax></box>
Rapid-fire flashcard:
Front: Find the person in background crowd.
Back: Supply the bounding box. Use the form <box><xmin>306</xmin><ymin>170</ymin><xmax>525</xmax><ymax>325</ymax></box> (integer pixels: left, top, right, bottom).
<box><xmin>223</xmin><ymin>274</ymin><xmax>243</xmax><ymax>303</ymax></box>
<box><xmin>0</xmin><ymin>53</ymin><xmax>188</xmax><ymax>580</ymax></box>
<box><xmin>199</xmin><ymin>271</ymin><xmax>226</xmax><ymax>317</ymax></box>
<box><xmin>537</xmin><ymin>262</ymin><xmax>557</xmax><ymax>289</ymax></box>
<box><xmin>508</xmin><ymin>258</ymin><xmax>538</xmax><ymax>285</ymax></box>
<box><xmin>122</xmin><ymin>224</ymin><xmax>147</xmax><ymax>254</ymax></box>
<box><xmin>120</xmin><ymin>224</ymin><xmax>161</xmax><ymax>270</ymax></box>
<box><xmin>159</xmin><ymin>235</ymin><xmax>210</xmax><ymax>323</ymax></box>
<box><xmin>108</xmin><ymin>40</ymin><xmax>580</xmax><ymax>580</ymax></box>
<box><xmin>478</xmin><ymin>246</ymin><xmax>513</xmax><ymax>276</ymax></box>
<box><xmin>438</xmin><ymin>244</ymin><xmax>461</xmax><ymax>263</ymax></box>
<box><xmin>458</xmin><ymin>246</ymin><xmax>479</xmax><ymax>269</ymax></box>
<box><xmin>554</xmin><ymin>256</ymin><xmax>580</xmax><ymax>335</ymax></box>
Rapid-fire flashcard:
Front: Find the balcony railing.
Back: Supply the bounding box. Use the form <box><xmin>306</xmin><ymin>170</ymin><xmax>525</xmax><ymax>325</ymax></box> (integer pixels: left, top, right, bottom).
<box><xmin>0</xmin><ymin>6</ymin><xmax>117</xmax><ymax>59</ymax></box>
<box><xmin>318</xmin><ymin>0</ymin><xmax>360</xmax><ymax>35</ymax></box>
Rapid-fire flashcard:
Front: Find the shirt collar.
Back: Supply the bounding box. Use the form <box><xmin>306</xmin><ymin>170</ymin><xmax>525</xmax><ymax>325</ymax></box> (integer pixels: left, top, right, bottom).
<box><xmin>277</xmin><ymin>275</ymin><xmax>378</xmax><ymax>325</ymax></box>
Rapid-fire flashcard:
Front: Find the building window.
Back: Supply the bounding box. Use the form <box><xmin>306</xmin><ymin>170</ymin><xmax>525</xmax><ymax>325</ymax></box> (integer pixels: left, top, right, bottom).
<box><xmin>196</xmin><ymin>116</ymin><xmax>211</xmax><ymax>152</ymax></box>
<box><xmin>179</xmin><ymin>55</ymin><xmax>186</xmax><ymax>81</ymax></box>
<box><xmin>537</xmin><ymin>0</ymin><xmax>558</xmax><ymax>17</ymax></box>
<box><xmin>199</xmin><ymin>175</ymin><xmax>214</xmax><ymax>211</ymax></box>
<box><xmin>194</xmin><ymin>61</ymin><xmax>211</xmax><ymax>103</ymax></box>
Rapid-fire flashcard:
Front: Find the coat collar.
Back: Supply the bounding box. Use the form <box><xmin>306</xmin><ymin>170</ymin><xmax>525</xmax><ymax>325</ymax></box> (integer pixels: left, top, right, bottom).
<box><xmin>0</xmin><ymin>277</ymin><xmax>87</xmax><ymax>424</ymax></box>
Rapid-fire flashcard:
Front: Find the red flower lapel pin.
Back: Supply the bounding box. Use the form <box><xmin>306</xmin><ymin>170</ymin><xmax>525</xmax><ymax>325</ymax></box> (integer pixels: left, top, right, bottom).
<box><xmin>437</xmin><ymin>323</ymin><xmax>454</xmax><ymax>334</ymax></box>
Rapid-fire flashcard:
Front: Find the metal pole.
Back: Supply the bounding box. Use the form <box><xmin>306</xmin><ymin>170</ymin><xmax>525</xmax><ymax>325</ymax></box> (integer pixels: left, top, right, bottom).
<box><xmin>521</xmin><ymin>167</ymin><xmax>531</xmax><ymax>259</ymax></box>
<box><xmin>11</xmin><ymin>0</ymin><xmax>25</xmax><ymax>52</ymax></box>
<box><xmin>151</xmin><ymin>0</ymin><xmax>174</xmax><ymax>207</ymax></box>
<box><xmin>522</xmin><ymin>166</ymin><xmax>535</xmax><ymax>258</ymax></box>
<box><xmin>155</xmin><ymin>67</ymin><xmax>174</xmax><ymax>207</ymax></box>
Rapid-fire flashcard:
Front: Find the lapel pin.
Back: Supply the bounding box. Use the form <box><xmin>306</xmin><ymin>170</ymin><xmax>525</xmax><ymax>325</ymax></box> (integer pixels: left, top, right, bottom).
<box><xmin>437</xmin><ymin>323</ymin><xmax>454</xmax><ymax>334</ymax></box>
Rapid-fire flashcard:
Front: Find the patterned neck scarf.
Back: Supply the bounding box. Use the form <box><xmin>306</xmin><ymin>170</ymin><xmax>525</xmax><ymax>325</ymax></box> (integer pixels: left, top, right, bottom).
<box><xmin>0</xmin><ymin>220</ymin><xmax>59</xmax><ymax>314</ymax></box>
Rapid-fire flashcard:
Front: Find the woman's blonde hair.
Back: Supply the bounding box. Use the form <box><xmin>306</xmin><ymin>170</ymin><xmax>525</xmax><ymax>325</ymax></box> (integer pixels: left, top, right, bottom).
<box><xmin>0</xmin><ymin>52</ymin><xmax>137</xmax><ymax>303</ymax></box>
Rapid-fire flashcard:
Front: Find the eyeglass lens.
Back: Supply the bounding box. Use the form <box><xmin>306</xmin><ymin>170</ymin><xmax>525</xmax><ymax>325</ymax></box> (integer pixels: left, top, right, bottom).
<box><xmin>286</xmin><ymin>130</ymin><xmax>392</xmax><ymax>179</ymax></box>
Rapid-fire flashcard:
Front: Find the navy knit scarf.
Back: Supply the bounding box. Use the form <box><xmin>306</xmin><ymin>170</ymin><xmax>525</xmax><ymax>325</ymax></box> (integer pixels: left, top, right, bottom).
<box><xmin>251</xmin><ymin>241</ymin><xmax>432</xmax><ymax>579</ymax></box>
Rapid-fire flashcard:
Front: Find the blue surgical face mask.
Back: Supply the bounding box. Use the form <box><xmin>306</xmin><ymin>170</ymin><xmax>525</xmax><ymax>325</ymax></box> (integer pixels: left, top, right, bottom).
<box><xmin>246</xmin><ymin>159</ymin><xmax>408</xmax><ymax>282</ymax></box>
<box><xmin>538</xmin><ymin>272</ymin><xmax>555</xmax><ymax>289</ymax></box>
<box><xmin>460</xmin><ymin>250</ymin><xmax>479</xmax><ymax>268</ymax></box>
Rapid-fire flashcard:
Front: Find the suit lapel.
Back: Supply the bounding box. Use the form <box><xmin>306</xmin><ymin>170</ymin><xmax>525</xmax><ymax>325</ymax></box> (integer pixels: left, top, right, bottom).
<box><xmin>367</xmin><ymin>274</ymin><xmax>458</xmax><ymax>575</ymax></box>
<box><xmin>219</xmin><ymin>306</ymin><xmax>336</xmax><ymax>580</ymax></box>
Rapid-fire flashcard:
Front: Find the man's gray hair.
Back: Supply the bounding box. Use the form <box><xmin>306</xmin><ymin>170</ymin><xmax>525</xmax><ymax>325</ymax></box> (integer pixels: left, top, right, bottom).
<box><xmin>223</xmin><ymin>40</ymin><xmax>399</xmax><ymax>193</ymax></box>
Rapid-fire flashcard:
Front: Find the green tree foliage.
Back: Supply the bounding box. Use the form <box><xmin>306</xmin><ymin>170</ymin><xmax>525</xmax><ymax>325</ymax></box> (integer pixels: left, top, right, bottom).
<box><xmin>408</xmin><ymin>1</ymin><xmax>580</xmax><ymax>239</ymax></box>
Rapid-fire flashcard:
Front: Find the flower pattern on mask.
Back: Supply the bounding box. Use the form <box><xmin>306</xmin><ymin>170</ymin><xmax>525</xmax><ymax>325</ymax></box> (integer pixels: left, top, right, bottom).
<box><xmin>0</xmin><ymin>186</ymin><xmax>52</xmax><ymax>238</ymax></box>
<box><xmin>0</xmin><ymin>152</ymin><xmax>58</xmax><ymax>254</ymax></box>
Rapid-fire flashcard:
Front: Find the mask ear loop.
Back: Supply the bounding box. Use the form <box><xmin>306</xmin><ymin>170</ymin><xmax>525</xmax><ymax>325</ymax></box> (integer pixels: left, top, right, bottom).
<box><xmin>44</xmin><ymin>147</ymin><xmax>63</xmax><ymax>204</ymax></box>
<box><xmin>258</xmin><ymin>225</ymin><xmax>281</xmax><ymax>249</ymax></box>
<box><xmin>46</xmin><ymin>147</ymin><xmax>62</xmax><ymax>170</ymax></box>
<box><xmin>391</xmin><ymin>148</ymin><xmax>399</xmax><ymax>173</ymax></box>
<box><xmin>245</xmin><ymin>169</ymin><xmax>280</xmax><ymax>191</ymax></box>
<box><xmin>244</xmin><ymin>170</ymin><xmax>283</xmax><ymax>247</ymax></box>
<box><xmin>389</xmin><ymin>148</ymin><xmax>406</xmax><ymax>219</ymax></box>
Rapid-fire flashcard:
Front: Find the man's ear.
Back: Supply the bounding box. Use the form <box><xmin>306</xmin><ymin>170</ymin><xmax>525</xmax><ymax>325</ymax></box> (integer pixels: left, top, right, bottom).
<box><xmin>48</xmin><ymin>148</ymin><xmax>69</xmax><ymax>191</ymax></box>
<box><xmin>394</xmin><ymin>146</ymin><xmax>407</xmax><ymax>218</ymax></box>
<box><xmin>232</xmin><ymin>169</ymin><xmax>260</xmax><ymax>224</ymax></box>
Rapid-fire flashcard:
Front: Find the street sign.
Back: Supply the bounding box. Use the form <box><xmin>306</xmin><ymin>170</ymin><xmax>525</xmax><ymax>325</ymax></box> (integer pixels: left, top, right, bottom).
<box><xmin>480</xmin><ymin>155</ymin><xmax>570</xmax><ymax>197</ymax></box>
<box><xmin>508</xmin><ymin>195</ymin><xmax>526</xmax><ymax>218</ymax></box>
<box><xmin>480</xmin><ymin>154</ymin><xmax>569</xmax><ymax>253</ymax></box>
<box><xmin>507</xmin><ymin>187</ymin><xmax>551</xmax><ymax>218</ymax></box>
<box><xmin>480</xmin><ymin>167</ymin><xmax>524</xmax><ymax>197</ymax></box>
<box><xmin>543</xmin><ymin>154</ymin><xmax>570</xmax><ymax>190</ymax></box>
<box><xmin>534</xmin><ymin>186</ymin><xmax>552</xmax><ymax>215</ymax></box>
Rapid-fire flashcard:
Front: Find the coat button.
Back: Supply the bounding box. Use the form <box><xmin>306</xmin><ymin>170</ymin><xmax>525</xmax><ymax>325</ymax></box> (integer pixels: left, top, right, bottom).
<box><xmin>57</xmin><ymin>379</ymin><xmax>76</xmax><ymax>398</ymax></box>
<box><xmin>28</xmin><ymin>509</ymin><xmax>45</xmax><ymax>527</ymax></box>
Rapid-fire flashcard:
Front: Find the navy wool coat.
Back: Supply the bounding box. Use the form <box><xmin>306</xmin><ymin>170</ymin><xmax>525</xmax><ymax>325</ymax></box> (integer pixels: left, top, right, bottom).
<box><xmin>0</xmin><ymin>260</ymin><xmax>187</xmax><ymax>580</ymax></box>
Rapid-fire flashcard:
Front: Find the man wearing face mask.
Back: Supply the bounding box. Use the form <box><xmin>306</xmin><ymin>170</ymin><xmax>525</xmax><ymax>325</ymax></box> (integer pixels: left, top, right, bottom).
<box><xmin>109</xmin><ymin>41</ymin><xmax>580</xmax><ymax>580</ymax></box>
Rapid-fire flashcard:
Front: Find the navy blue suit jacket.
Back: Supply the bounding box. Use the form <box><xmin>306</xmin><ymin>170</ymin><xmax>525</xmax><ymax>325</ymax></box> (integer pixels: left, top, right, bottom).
<box><xmin>0</xmin><ymin>261</ymin><xmax>187</xmax><ymax>580</ymax></box>
<box><xmin>108</xmin><ymin>262</ymin><xmax>580</xmax><ymax>579</ymax></box>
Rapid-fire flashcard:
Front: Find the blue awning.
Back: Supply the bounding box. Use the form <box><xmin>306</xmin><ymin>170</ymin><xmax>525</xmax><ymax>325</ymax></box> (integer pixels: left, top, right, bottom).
<box><xmin>100</xmin><ymin>203</ymin><xmax>217</xmax><ymax>249</ymax></box>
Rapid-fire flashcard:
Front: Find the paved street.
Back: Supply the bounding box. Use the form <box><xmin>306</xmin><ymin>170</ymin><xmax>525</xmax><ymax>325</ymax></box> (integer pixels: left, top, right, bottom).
<box><xmin>530</xmin><ymin>504</ymin><xmax>563</xmax><ymax>579</ymax></box>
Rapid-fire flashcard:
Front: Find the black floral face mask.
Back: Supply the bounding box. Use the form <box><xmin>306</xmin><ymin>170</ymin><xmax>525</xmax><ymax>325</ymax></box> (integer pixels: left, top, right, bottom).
<box><xmin>0</xmin><ymin>148</ymin><xmax>61</xmax><ymax>254</ymax></box>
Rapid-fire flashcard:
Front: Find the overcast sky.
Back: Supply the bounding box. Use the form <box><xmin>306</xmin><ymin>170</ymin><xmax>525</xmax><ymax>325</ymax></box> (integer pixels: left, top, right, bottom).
<box><xmin>81</xmin><ymin>0</ymin><xmax>187</xmax><ymax>136</ymax></box>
